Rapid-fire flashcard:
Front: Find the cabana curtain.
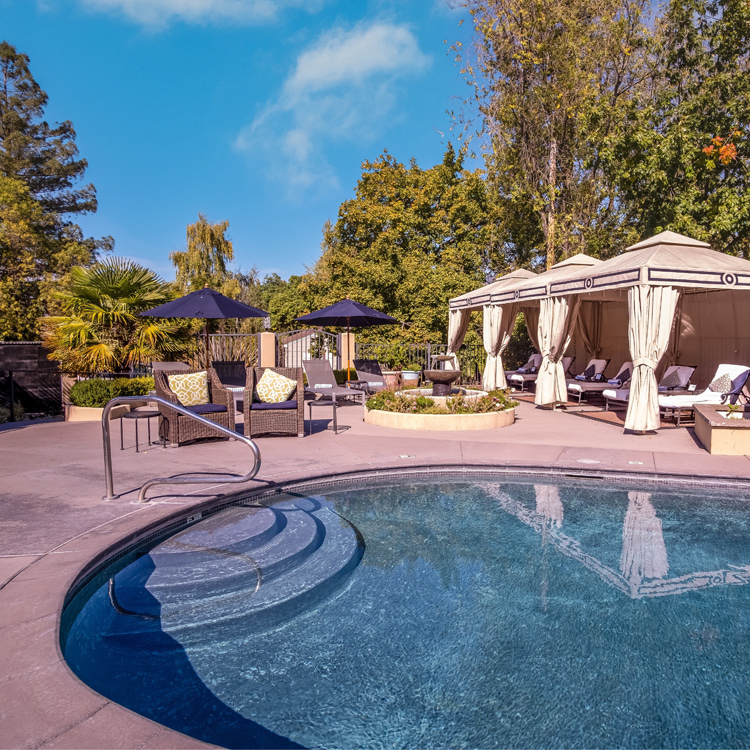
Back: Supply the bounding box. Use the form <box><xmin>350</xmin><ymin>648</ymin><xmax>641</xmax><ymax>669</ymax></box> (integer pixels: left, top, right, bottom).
<box><xmin>624</xmin><ymin>285</ymin><xmax>680</xmax><ymax>432</ymax></box>
<box><xmin>446</xmin><ymin>308</ymin><xmax>471</xmax><ymax>371</ymax></box>
<box><xmin>535</xmin><ymin>295</ymin><xmax>581</xmax><ymax>406</ymax></box>
<box><xmin>482</xmin><ymin>303</ymin><xmax>519</xmax><ymax>390</ymax></box>
<box><xmin>577</xmin><ymin>301</ymin><xmax>603</xmax><ymax>357</ymax></box>
<box><xmin>521</xmin><ymin>306</ymin><xmax>540</xmax><ymax>352</ymax></box>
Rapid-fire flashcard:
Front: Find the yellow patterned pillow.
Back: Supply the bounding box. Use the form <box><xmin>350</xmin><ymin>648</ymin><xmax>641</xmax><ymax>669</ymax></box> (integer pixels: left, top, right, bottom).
<box><xmin>168</xmin><ymin>371</ymin><xmax>209</xmax><ymax>406</ymax></box>
<box><xmin>256</xmin><ymin>369</ymin><xmax>296</xmax><ymax>403</ymax></box>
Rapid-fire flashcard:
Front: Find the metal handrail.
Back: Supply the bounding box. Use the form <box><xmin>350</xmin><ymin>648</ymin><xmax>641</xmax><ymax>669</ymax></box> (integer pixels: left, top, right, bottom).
<box><xmin>102</xmin><ymin>395</ymin><xmax>261</xmax><ymax>503</ymax></box>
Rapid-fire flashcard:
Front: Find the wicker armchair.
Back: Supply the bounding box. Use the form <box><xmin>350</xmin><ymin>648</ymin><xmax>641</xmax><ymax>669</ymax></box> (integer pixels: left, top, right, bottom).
<box><xmin>243</xmin><ymin>367</ymin><xmax>304</xmax><ymax>438</ymax></box>
<box><xmin>154</xmin><ymin>368</ymin><xmax>235</xmax><ymax>446</ymax></box>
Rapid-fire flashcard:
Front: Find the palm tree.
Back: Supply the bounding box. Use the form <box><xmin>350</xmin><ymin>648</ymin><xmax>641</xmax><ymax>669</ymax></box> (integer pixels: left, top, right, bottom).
<box><xmin>42</xmin><ymin>258</ymin><xmax>194</xmax><ymax>373</ymax></box>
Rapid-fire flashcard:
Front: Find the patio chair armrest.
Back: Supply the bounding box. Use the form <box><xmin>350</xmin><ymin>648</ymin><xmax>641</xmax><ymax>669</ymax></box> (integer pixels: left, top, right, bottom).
<box><xmin>209</xmin><ymin>376</ymin><xmax>235</xmax><ymax>411</ymax></box>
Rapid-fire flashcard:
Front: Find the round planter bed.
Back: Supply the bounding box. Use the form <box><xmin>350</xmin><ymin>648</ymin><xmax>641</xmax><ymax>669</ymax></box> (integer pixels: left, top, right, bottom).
<box><xmin>364</xmin><ymin>406</ymin><xmax>515</xmax><ymax>432</ymax></box>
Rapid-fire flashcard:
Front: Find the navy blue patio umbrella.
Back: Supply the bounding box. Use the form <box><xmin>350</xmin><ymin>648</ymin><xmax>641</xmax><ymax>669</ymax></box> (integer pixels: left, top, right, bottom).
<box><xmin>141</xmin><ymin>286</ymin><xmax>268</xmax><ymax>368</ymax></box>
<box><xmin>295</xmin><ymin>298</ymin><xmax>397</xmax><ymax>379</ymax></box>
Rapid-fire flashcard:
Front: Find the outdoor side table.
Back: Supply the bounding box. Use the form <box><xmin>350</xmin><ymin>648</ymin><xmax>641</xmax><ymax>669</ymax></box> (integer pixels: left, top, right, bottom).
<box><xmin>226</xmin><ymin>386</ymin><xmax>244</xmax><ymax>412</ymax></box>
<box><xmin>120</xmin><ymin>409</ymin><xmax>162</xmax><ymax>452</ymax></box>
<box><xmin>307</xmin><ymin>399</ymin><xmax>339</xmax><ymax>435</ymax></box>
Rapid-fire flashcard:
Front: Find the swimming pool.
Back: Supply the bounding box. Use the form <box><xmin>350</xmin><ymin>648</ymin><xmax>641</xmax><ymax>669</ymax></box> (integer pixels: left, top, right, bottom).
<box><xmin>62</xmin><ymin>476</ymin><xmax>750</xmax><ymax>749</ymax></box>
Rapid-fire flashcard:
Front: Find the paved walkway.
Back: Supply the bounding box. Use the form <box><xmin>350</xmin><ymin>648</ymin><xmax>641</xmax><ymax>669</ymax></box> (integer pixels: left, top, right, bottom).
<box><xmin>1</xmin><ymin>402</ymin><xmax>750</xmax><ymax>748</ymax></box>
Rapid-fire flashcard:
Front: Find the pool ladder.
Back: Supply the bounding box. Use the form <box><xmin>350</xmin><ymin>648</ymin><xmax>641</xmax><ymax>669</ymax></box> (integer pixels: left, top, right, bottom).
<box><xmin>101</xmin><ymin>395</ymin><xmax>261</xmax><ymax>503</ymax></box>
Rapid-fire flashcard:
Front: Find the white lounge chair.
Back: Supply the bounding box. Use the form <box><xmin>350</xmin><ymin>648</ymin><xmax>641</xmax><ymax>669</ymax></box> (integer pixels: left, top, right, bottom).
<box><xmin>659</xmin><ymin>364</ymin><xmax>750</xmax><ymax>425</ymax></box>
<box><xmin>508</xmin><ymin>355</ymin><xmax>573</xmax><ymax>393</ymax></box>
<box><xmin>603</xmin><ymin>364</ymin><xmax>697</xmax><ymax>411</ymax></box>
<box><xmin>568</xmin><ymin>360</ymin><xmax>631</xmax><ymax>405</ymax></box>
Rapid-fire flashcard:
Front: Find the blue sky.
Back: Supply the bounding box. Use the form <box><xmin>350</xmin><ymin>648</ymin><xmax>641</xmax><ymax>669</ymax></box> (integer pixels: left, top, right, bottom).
<box><xmin>3</xmin><ymin>0</ymin><xmax>474</xmax><ymax>282</ymax></box>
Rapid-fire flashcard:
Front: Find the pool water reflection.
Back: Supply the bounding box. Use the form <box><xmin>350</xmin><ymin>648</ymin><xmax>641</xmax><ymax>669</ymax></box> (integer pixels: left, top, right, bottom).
<box><xmin>63</xmin><ymin>478</ymin><xmax>750</xmax><ymax>749</ymax></box>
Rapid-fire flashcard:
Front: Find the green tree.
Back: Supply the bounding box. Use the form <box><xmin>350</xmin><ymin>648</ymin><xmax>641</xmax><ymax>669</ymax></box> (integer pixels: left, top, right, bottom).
<box><xmin>305</xmin><ymin>146</ymin><xmax>493</xmax><ymax>343</ymax></box>
<box><xmin>170</xmin><ymin>213</ymin><xmax>262</xmax><ymax>332</ymax></box>
<box><xmin>171</xmin><ymin>213</ymin><xmax>235</xmax><ymax>293</ymax></box>
<box><xmin>260</xmin><ymin>272</ymin><xmax>310</xmax><ymax>332</ymax></box>
<box><xmin>0</xmin><ymin>176</ymin><xmax>51</xmax><ymax>339</ymax></box>
<box><xmin>0</xmin><ymin>41</ymin><xmax>110</xmax><ymax>339</ymax></box>
<box><xmin>604</xmin><ymin>0</ymin><xmax>750</xmax><ymax>257</ymax></box>
<box><xmin>42</xmin><ymin>258</ymin><xmax>193</xmax><ymax>374</ymax></box>
<box><xmin>459</xmin><ymin>0</ymin><xmax>651</xmax><ymax>267</ymax></box>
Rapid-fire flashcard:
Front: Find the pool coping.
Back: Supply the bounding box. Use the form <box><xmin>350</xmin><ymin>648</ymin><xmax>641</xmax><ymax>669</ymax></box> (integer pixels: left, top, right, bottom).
<box><xmin>35</xmin><ymin>463</ymin><xmax>750</xmax><ymax>749</ymax></box>
<box><xmin>3</xmin><ymin>404</ymin><xmax>750</xmax><ymax>749</ymax></box>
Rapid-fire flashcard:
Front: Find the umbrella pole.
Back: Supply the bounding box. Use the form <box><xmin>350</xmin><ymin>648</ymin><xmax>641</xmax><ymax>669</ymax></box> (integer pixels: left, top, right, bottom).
<box><xmin>346</xmin><ymin>319</ymin><xmax>351</xmax><ymax>382</ymax></box>
<box><xmin>205</xmin><ymin>322</ymin><xmax>210</xmax><ymax>370</ymax></box>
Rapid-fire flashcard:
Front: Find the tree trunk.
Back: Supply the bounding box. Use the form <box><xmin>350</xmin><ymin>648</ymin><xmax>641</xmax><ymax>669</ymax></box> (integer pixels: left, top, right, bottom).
<box><xmin>546</xmin><ymin>137</ymin><xmax>558</xmax><ymax>270</ymax></box>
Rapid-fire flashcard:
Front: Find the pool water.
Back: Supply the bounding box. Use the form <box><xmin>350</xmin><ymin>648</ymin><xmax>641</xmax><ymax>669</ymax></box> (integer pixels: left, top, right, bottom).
<box><xmin>62</xmin><ymin>478</ymin><xmax>750</xmax><ymax>749</ymax></box>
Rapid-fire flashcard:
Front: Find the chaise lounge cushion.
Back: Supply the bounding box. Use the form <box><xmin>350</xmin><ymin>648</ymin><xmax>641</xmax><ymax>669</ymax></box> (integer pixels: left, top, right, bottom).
<box><xmin>250</xmin><ymin>400</ymin><xmax>298</xmax><ymax>411</ymax></box>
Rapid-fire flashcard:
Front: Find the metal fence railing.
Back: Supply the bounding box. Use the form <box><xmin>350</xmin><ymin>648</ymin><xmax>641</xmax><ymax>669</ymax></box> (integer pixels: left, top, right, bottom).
<box><xmin>353</xmin><ymin>342</ymin><xmax>486</xmax><ymax>385</ymax></box>
<box><xmin>276</xmin><ymin>330</ymin><xmax>340</xmax><ymax>370</ymax></box>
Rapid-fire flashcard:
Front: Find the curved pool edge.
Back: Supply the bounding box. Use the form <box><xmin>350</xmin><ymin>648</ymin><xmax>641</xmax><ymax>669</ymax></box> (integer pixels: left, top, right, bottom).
<box><xmin>9</xmin><ymin>460</ymin><xmax>750</xmax><ymax>750</ymax></box>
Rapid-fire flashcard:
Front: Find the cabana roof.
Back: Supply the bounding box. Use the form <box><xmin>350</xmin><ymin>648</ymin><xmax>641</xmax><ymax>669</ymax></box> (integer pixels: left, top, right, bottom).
<box><xmin>450</xmin><ymin>268</ymin><xmax>536</xmax><ymax>310</ymax></box>
<box><xmin>451</xmin><ymin>254</ymin><xmax>603</xmax><ymax>309</ymax></box>
<box><xmin>524</xmin><ymin>232</ymin><xmax>750</xmax><ymax>302</ymax></box>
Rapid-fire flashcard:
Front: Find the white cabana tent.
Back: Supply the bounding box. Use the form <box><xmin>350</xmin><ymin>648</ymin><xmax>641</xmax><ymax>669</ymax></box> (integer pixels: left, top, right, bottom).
<box><xmin>450</xmin><ymin>231</ymin><xmax>750</xmax><ymax>432</ymax></box>
<box><xmin>447</xmin><ymin>268</ymin><xmax>536</xmax><ymax>380</ymax></box>
<box><xmin>449</xmin><ymin>256</ymin><xmax>602</xmax><ymax>392</ymax></box>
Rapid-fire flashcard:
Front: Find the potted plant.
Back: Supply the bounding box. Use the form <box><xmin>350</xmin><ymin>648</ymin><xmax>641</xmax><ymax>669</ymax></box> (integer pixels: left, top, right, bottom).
<box><xmin>401</xmin><ymin>361</ymin><xmax>422</xmax><ymax>387</ymax></box>
<box><xmin>721</xmin><ymin>403</ymin><xmax>745</xmax><ymax>420</ymax></box>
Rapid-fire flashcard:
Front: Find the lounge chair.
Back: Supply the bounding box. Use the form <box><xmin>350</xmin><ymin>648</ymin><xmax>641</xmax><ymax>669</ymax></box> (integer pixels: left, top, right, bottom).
<box><xmin>567</xmin><ymin>359</ymin><xmax>625</xmax><ymax>404</ymax></box>
<box><xmin>154</xmin><ymin>367</ymin><xmax>234</xmax><ymax>446</ymax></box>
<box><xmin>302</xmin><ymin>359</ymin><xmax>366</xmax><ymax>406</ymax></box>
<box><xmin>603</xmin><ymin>364</ymin><xmax>697</xmax><ymax>411</ymax></box>
<box><xmin>508</xmin><ymin>355</ymin><xmax>574</xmax><ymax>393</ymax></box>
<box><xmin>658</xmin><ymin>364</ymin><xmax>750</xmax><ymax>425</ymax></box>
<box><xmin>243</xmin><ymin>367</ymin><xmax>304</xmax><ymax>438</ymax></box>
<box><xmin>505</xmin><ymin>353</ymin><xmax>542</xmax><ymax>378</ymax></box>
<box><xmin>352</xmin><ymin>359</ymin><xmax>388</xmax><ymax>394</ymax></box>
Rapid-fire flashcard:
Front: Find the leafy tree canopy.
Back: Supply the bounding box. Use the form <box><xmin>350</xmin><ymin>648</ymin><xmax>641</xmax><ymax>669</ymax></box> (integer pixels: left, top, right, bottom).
<box><xmin>603</xmin><ymin>0</ymin><xmax>750</xmax><ymax>257</ymax></box>
<box><xmin>0</xmin><ymin>41</ymin><xmax>111</xmax><ymax>339</ymax></box>
<box><xmin>170</xmin><ymin>212</ymin><xmax>263</xmax><ymax>333</ymax></box>
<box><xmin>302</xmin><ymin>146</ymin><xmax>495</xmax><ymax>343</ymax></box>
<box><xmin>459</xmin><ymin>0</ymin><xmax>652</xmax><ymax>268</ymax></box>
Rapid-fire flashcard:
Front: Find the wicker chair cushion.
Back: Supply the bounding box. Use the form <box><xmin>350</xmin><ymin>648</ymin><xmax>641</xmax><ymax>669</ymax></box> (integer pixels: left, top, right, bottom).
<box><xmin>168</xmin><ymin>371</ymin><xmax>209</xmax><ymax>406</ymax></box>
<box><xmin>250</xmin><ymin>400</ymin><xmax>298</xmax><ymax>411</ymax></box>
<box><xmin>186</xmin><ymin>403</ymin><xmax>227</xmax><ymax>415</ymax></box>
<box><xmin>256</xmin><ymin>369</ymin><xmax>297</xmax><ymax>403</ymax></box>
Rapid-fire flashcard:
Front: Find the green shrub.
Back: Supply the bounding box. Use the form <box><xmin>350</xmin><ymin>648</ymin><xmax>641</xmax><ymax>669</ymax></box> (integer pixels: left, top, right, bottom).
<box><xmin>0</xmin><ymin>403</ymin><xmax>25</xmax><ymax>424</ymax></box>
<box><xmin>333</xmin><ymin>369</ymin><xmax>350</xmax><ymax>385</ymax></box>
<box><xmin>69</xmin><ymin>376</ymin><xmax>155</xmax><ymax>408</ymax></box>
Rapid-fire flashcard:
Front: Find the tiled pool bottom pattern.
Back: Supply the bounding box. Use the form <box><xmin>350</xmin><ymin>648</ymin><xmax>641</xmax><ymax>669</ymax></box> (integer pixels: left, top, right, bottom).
<box><xmin>63</xmin><ymin>479</ymin><xmax>750</xmax><ymax>749</ymax></box>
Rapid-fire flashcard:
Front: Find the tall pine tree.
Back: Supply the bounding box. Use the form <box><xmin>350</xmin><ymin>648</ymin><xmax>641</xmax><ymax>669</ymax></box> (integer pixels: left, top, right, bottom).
<box><xmin>0</xmin><ymin>41</ymin><xmax>110</xmax><ymax>340</ymax></box>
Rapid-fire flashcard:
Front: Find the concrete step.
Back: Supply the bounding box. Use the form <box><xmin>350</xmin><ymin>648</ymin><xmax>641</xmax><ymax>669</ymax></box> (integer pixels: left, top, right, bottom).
<box><xmin>101</xmin><ymin>496</ymin><xmax>364</xmax><ymax>643</ymax></box>
<box><xmin>144</xmin><ymin>502</ymin><xmax>323</xmax><ymax>603</ymax></box>
<box><xmin>165</xmin><ymin>501</ymin><xmax>364</xmax><ymax>643</ymax></box>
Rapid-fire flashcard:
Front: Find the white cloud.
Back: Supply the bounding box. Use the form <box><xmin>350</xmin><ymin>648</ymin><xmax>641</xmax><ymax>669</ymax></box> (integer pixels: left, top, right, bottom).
<box><xmin>236</xmin><ymin>22</ymin><xmax>431</xmax><ymax>197</ymax></box>
<box><xmin>79</xmin><ymin>0</ymin><xmax>322</xmax><ymax>27</ymax></box>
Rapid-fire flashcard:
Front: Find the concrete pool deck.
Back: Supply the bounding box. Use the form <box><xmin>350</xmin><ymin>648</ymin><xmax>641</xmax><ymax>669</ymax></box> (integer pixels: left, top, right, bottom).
<box><xmin>2</xmin><ymin>400</ymin><xmax>750</xmax><ymax>749</ymax></box>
